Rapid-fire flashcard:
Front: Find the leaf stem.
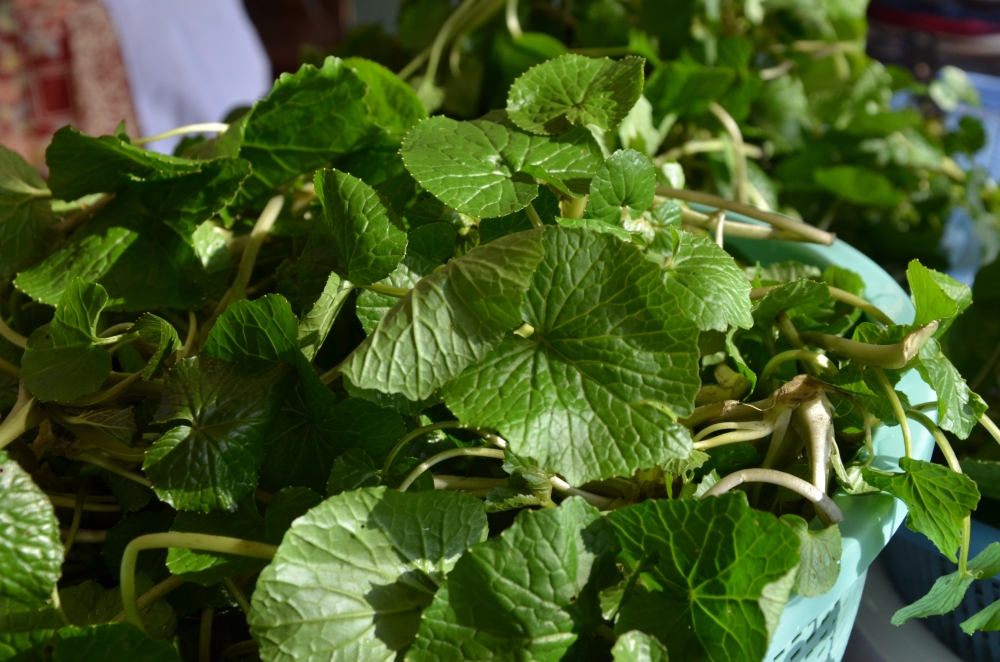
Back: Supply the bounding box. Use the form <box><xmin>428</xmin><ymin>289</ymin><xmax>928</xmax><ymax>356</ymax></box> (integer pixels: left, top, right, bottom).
<box><xmin>48</xmin><ymin>493</ymin><xmax>120</xmax><ymax>512</ymax></box>
<box><xmin>681</xmin><ymin>207</ymin><xmax>804</xmax><ymax>241</ymax></box>
<box><xmin>548</xmin><ymin>475</ymin><xmax>617</xmax><ymax>510</ymax></box>
<box><xmin>52</xmin><ymin>587</ymin><xmax>70</xmax><ymax>627</ymax></box>
<box><xmin>525</xmin><ymin>202</ymin><xmax>544</xmax><ymax>229</ymax></box>
<box><xmin>397</xmin><ymin>447</ymin><xmax>505</xmax><ymax>493</ymax></box>
<box><xmin>62</xmin><ymin>482</ymin><xmax>87</xmax><ymax>553</ymax></box>
<box><xmin>420</xmin><ymin>0</ymin><xmax>479</xmax><ymax>98</ymax></box>
<box><xmin>223</xmin><ymin>577</ymin><xmax>251</xmax><ymax>615</ymax></box>
<box><xmin>98</xmin><ymin>322</ymin><xmax>134</xmax><ymax>338</ymax></box>
<box><xmin>906</xmin><ymin>409</ymin><xmax>961</xmax><ymax>473</ymax></box>
<box><xmin>749</xmin><ymin>284</ymin><xmax>894</xmax><ymax>326</ymax></box>
<box><xmin>0</xmin><ymin>356</ymin><xmax>19</xmax><ymax>379</ymax></box>
<box><xmin>382</xmin><ymin>420</ymin><xmax>468</xmax><ymax>474</ymax></box>
<box><xmin>656</xmin><ymin>186</ymin><xmax>836</xmax><ymax>245</ymax></box>
<box><xmin>692</xmin><ymin>420</ymin><xmax>771</xmax><ymax>444</ymax></box>
<box><xmin>182</xmin><ymin>311</ymin><xmax>198</xmax><ymax>358</ymax></box>
<box><xmin>112</xmin><ymin>575</ymin><xmax>186</xmax><ymax>623</ymax></box>
<box><xmin>398</xmin><ymin>47</ymin><xmax>431</xmax><ymax>80</ymax></box>
<box><xmin>506</xmin><ymin>0</ymin><xmax>523</xmax><ymax>38</ymax></box>
<box><xmin>801</xmin><ymin>321</ymin><xmax>937</xmax><ymax>370</ymax></box>
<box><xmin>0</xmin><ymin>388</ymin><xmax>41</xmax><ymax>451</ymax></box>
<box><xmin>981</xmin><ymin>412</ymin><xmax>1000</xmax><ymax>446</ymax></box>
<box><xmin>710</xmin><ymin>210</ymin><xmax>725</xmax><ymax>247</ymax></box>
<box><xmin>703</xmin><ymin>468</ymin><xmax>845</xmax><ymax>523</ymax></box>
<box><xmin>360</xmin><ymin>283</ymin><xmax>411</xmax><ymax>298</ymax></box>
<box><xmin>433</xmin><ymin>475</ymin><xmax>508</xmax><ymax>492</ymax></box>
<box><xmin>75</xmin><ymin>451</ymin><xmax>151</xmax><ymax>486</ymax></box>
<box><xmin>793</xmin><ymin>395</ymin><xmax>834</xmax><ymax>494</ymax></box>
<box><xmin>73</xmin><ymin>370</ymin><xmax>144</xmax><ymax>407</ymax></box>
<box><xmin>120</xmin><ymin>533</ymin><xmax>277</xmax><ymax>632</ymax></box>
<box><xmin>54</xmin><ymin>193</ymin><xmax>115</xmax><ymax>234</ymax></box>
<box><xmin>60</xmin><ymin>528</ymin><xmax>106</xmax><ymax>543</ymax></box>
<box><xmin>562</xmin><ymin>195</ymin><xmax>588</xmax><ymax>220</ymax></box>
<box><xmin>0</xmin><ymin>315</ymin><xmax>26</xmax><ymax>348</ymax></box>
<box><xmin>708</xmin><ymin>102</ymin><xmax>747</xmax><ymax>204</ymax></box>
<box><xmin>873</xmin><ymin>368</ymin><xmax>912</xmax><ymax>458</ymax></box>
<box><xmin>760</xmin><ymin>350</ymin><xmax>837</xmax><ymax>383</ymax></box>
<box><xmin>961</xmin><ymin>516</ymin><xmax>972</xmax><ymax>576</ymax></box>
<box><xmin>776</xmin><ymin>312</ymin><xmax>806</xmax><ymax>350</ymax></box>
<box><xmin>199</xmin><ymin>608</ymin><xmax>214</xmax><ymax>662</ymax></box>
<box><xmin>131</xmin><ymin>123</ymin><xmax>229</xmax><ymax>145</ymax></box>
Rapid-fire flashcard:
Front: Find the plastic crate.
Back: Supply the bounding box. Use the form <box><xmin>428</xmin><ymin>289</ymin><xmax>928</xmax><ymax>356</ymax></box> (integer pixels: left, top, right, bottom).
<box><xmin>724</xmin><ymin>212</ymin><xmax>937</xmax><ymax>662</ymax></box>
<box><xmin>884</xmin><ymin>519</ymin><xmax>1000</xmax><ymax>661</ymax></box>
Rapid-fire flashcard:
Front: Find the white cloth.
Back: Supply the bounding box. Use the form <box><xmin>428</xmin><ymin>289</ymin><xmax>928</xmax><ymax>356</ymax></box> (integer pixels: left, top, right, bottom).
<box><xmin>101</xmin><ymin>0</ymin><xmax>272</xmax><ymax>153</ymax></box>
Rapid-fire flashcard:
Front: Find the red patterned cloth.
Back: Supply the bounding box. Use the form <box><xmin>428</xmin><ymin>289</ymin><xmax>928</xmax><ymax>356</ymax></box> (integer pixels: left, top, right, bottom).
<box><xmin>0</xmin><ymin>0</ymin><xmax>138</xmax><ymax>167</ymax></box>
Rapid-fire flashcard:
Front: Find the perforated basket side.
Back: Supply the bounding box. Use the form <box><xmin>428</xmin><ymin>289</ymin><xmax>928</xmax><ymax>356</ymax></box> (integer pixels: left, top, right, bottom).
<box><xmin>764</xmin><ymin>572</ymin><xmax>867</xmax><ymax>662</ymax></box>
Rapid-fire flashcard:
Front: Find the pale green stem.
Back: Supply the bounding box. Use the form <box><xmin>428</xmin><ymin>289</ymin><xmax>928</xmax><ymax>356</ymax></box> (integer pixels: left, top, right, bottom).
<box><xmin>382</xmin><ymin>420</ymin><xmax>468</xmax><ymax>474</ymax></box>
<box><xmin>132</xmin><ymin>123</ymin><xmax>229</xmax><ymax>145</ymax></box>
<box><xmin>656</xmin><ymin>186</ymin><xmax>836</xmax><ymax>246</ymax></box>
<box><xmin>874</xmin><ymin>368</ymin><xmax>911</xmax><ymax>458</ymax></box>
<box><xmin>693</xmin><ymin>426</ymin><xmax>774</xmax><ymax>451</ymax></box>
<box><xmin>62</xmin><ymin>483</ymin><xmax>87</xmax><ymax>553</ymax></box>
<box><xmin>548</xmin><ymin>475</ymin><xmax>616</xmax><ymax>510</ymax></box>
<box><xmin>981</xmin><ymin>413</ymin><xmax>1000</xmax><ymax>446</ymax></box>
<box><xmin>801</xmin><ymin>321</ymin><xmax>938</xmax><ymax>370</ymax></box>
<box><xmin>525</xmin><ymin>202</ymin><xmax>544</xmax><ymax>229</ymax></box>
<box><xmin>73</xmin><ymin>370</ymin><xmax>144</xmax><ymax>407</ymax></box>
<box><xmin>361</xmin><ymin>283</ymin><xmax>410</xmax><ymax>298</ymax></box>
<box><xmin>433</xmin><ymin>475</ymin><xmax>508</xmax><ymax>492</ymax></box>
<box><xmin>562</xmin><ymin>195</ymin><xmax>588</xmax><ymax>220</ymax></box>
<box><xmin>708</xmin><ymin>102</ymin><xmax>747</xmax><ymax>203</ymax></box>
<box><xmin>0</xmin><ymin>315</ymin><xmax>26</xmax><ymax>348</ymax></box>
<box><xmin>112</xmin><ymin>575</ymin><xmax>186</xmax><ymax>623</ymax></box>
<box><xmin>398</xmin><ymin>47</ymin><xmax>430</xmax><ymax>80</ymax></box>
<box><xmin>397</xmin><ymin>447</ymin><xmax>505</xmax><ymax>493</ymax></box>
<box><xmin>776</xmin><ymin>312</ymin><xmax>806</xmax><ymax>350</ymax></box>
<box><xmin>760</xmin><ymin>350</ymin><xmax>837</xmax><ymax>383</ymax></box>
<box><xmin>52</xmin><ymin>587</ymin><xmax>70</xmax><ymax>627</ymax></box>
<box><xmin>121</xmin><ymin>533</ymin><xmax>277</xmax><ymax>632</ymax></box>
<box><xmin>506</xmin><ymin>0</ymin><xmax>523</xmax><ymax>38</ymax></box>
<box><xmin>75</xmin><ymin>451</ymin><xmax>151</xmax><ymax>487</ymax></box>
<box><xmin>692</xmin><ymin>420</ymin><xmax>770</xmax><ymax>444</ymax></box>
<box><xmin>199</xmin><ymin>608</ymin><xmax>214</xmax><ymax>662</ymax></box>
<box><xmin>0</xmin><ymin>389</ymin><xmax>41</xmax><ymax>451</ymax></box>
<box><xmin>55</xmin><ymin>193</ymin><xmax>115</xmax><ymax>234</ymax></box>
<box><xmin>48</xmin><ymin>493</ymin><xmax>120</xmax><ymax>512</ymax></box>
<box><xmin>961</xmin><ymin>516</ymin><xmax>972</xmax><ymax>576</ymax></box>
<box><xmin>182</xmin><ymin>311</ymin><xmax>197</xmax><ymax>358</ymax></box>
<box><xmin>0</xmin><ymin>356</ymin><xmax>19</xmax><ymax>379</ymax></box>
<box><xmin>224</xmin><ymin>577</ymin><xmax>251</xmax><ymax>615</ymax></box>
<box><xmin>98</xmin><ymin>322</ymin><xmax>134</xmax><ymax>338</ymax></box>
<box><xmin>420</xmin><ymin>0</ymin><xmax>480</xmax><ymax>97</ymax></box>
<box><xmin>703</xmin><ymin>468</ymin><xmax>845</xmax><ymax>523</ymax></box>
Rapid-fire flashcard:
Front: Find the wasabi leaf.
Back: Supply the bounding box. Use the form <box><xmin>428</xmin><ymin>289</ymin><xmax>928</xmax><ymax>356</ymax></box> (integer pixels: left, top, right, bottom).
<box><xmin>916</xmin><ymin>338</ymin><xmax>987</xmax><ymax>439</ymax></box>
<box><xmin>907</xmin><ymin>260</ymin><xmax>972</xmax><ymax>335</ymax></box>
<box><xmin>587</xmin><ymin>149</ymin><xmax>656</xmax><ymax>222</ymax></box>
<box><xmin>0</xmin><ymin>144</ymin><xmax>57</xmax><ymax>278</ymax></box>
<box><xmin>612</xmin><ymin>631</ymin><xmax>670</xmax><ymax>662</ymax></box>
<box><xmin>51</xmin><ymin>623</ymin><xmax>181</xmax><ymax>662</ymax></box>
<box><xmin>780</xmin><ymin>515</ymin><xmax>841</xmax><ymax>598</ymax></box>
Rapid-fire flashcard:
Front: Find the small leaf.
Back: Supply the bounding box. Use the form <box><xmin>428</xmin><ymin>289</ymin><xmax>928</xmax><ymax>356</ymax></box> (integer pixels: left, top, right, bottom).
<box><xmin>249</xmin><ymin>488</ymin><xmax>487</xmax><ymax>662</ymax></box>
<box><xmin>51</xmin><ymin>623</ymin><xmax>181</xmax><ymax>662</ymax></box>
<box><xmin>60</xmin><ymin>575</ymin><xmax>175</xmax><ymax>639</ymax></box>
<box><xmin>407</xmin><ymin>498</ymin><xmax>618</xmax><ymax>661</ymax></box>
<box><xmin>662</xmin><ymin>229</ymin><xmax>753</xmax><ymax>332</ymax></box>
<box><xmin>132</xmin><ymin>314</ymin><xmax>180</xmax><ymax>379</ymax></box>
<box><xmin>608</xmin><ymin>493</ymin><xmax>800</xmax><ymax>662</ymax></box>
<box><xmin>864</xmin><ymin>457</ymin><xmax>980</xmax><ymax>562</ymax></box>
<box><xmin>343</xmin><ymin>228</ymin><xmax>545</xmax><ymax>401</ymax></box>
<box><xmin>916</xmin><ymin>338</ymin><xmax>987</xmax><ymax>439</ymax></box>
<box><xmin>587</xmin><ymin>149</ymin><xmax>657</xmax><ymax>222</ymax></box>
<box><xmin>612</xmin><ymin>631</ymin><xmax>670</xmax><ymax>662</ymax></box>
<box><xmin>314</xmin><ymin>168</ymin><xmax>407</xmax><ymax>286</ymax></box>
<box><xmin>202</xmin><ymin>294</ymin><xmax>301</xmax><ymax>373</ymax></box>
<box><xmin>0</xmin><ymin>451</ymin><xmax>63</xmax><ymax>606</ymax></box>
<box><xmin>556</xmin><ymin>216</ymin><xmax>633</xmax><ymax>241</ymax></box>
<box><xmin>896</xmin><ymin>543</ymin><xmax>1000</xmax><ymax>627</ymax></box>
<box><xmin>326</xmin><ymin>449</ymin><xmax>380</xmax><ymax>495</ymax></box>
<box><xmin>780</xmin><ymin>515</ymin><xmax>842</xmax><ymax>598</ymax></box>
<box><xmin>907</xmin><ymin>260</ymin><xmax>972</xmax><ymax>335</ymax></box>
<box><xmin>298</xmin><ymin>272</ymin><xmax>352</xmax><ymax>361</ymax></box>
<box><xmin>21</xmin><ymin>278</ymin><xmax>112</xmax><ymax>403</ymax></box>
<box><xmin>506</xmin><ymin>54</ymin><xmax>645</xmax><ymax>135</ymax></box>
<box><xmin>0</xmin><ymin>143</ymin><xmax>57</xmax><ymax>278</ymax></box>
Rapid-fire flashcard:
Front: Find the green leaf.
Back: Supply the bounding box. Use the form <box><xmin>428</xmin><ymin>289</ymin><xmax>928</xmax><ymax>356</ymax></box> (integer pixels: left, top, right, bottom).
<box><xmin>443</xmin><ymin>227</ymin><xmax>700</xmax><ymax>485</ymax></box>
<box><xmin>962</xmin><ymin>600</ymin><xmax>1000</xmax><ymax>634</ymax></box>
<box><xmin>662</xmin><ymin>229</ymin><xmax>753</xmax><ymax>332</ymax></box>
<box><xmin>863</xmin><ymin>457</ymin><xmax>980</xmax><ymax>562</ymax></box>
<box><xmin>298</xmin><ymin>272</ymin><xmax>352</xmax><ymax>361</ymax></box>
<box><xmin>645</xmin><ymin>62</ymin><xmax>735</xmax><ymax>119</ymax></box>
<box><xmin>506</xmin><ymin>54</ymin><xmax>645</xmax><ymax>135</ymax></box>
<box><xmin>354</xmin><ymin>255</ymin><xmax>436</xmax><ymax>334</ymax></box>
<box><xmin>132</xmin><ymin>314</ymin><xmax>180</xmax><ymax>379</ymax></box>
<box><xmin>752</xmin><ymin>278</ymin><xmax>832</xmax><ymax>326</ymax></box>
<box><xmin>780</xmin><ymin>516</ymin><xmax>841</xmax><ymax>598</ymax></box>
<box><xmin>608</xmin><ymin>493</ymin><xmax>800</xmax><ymax>662</ymax></box>
<box><xmin>101</xmin><ymin>509</ymin><xmax>174</xmax><ymax>582</ymax></box>
<box><xmin>894</xmin><ymin>543</ymin><xmax>1000</xmax><ymax>626</ymax></box>
<box><xmin>555</xmin><ymin>216</ymin><xmax>633</xmax><ymax>241</ymax></box>
<box><xmin>144</xmin><ymin>357</ymin><xmax>296</xmax><ymax>512</ymax></box>
<box><xmin>814</xmin><ymin>166</ymin><xmax>904</xmax><ymax>207</ymax></box>
<box><xmin>238</xmin><ymin>57</ymin><xmax>381</xmax><ymax>200</ymax></box>
<box><xmin>314</xmin><ymin>169</ymin><xmax>407</xmax><ymax>286</ymax></box>
<box><xmin>407</xmin><ymin>498</ymin><xmax>617</xmax><ymax>661</ymax></box>
<box><xmin>0</xmin><ymin>144</ymin><xmax>57</xmax><ymax>278</ymax></box>
<box><xmin>0</xmin><ymin>451</ymin><xmax>62</xmax><ymax>606</ymax></box>
<box><xmin>326</xmin><ymin>449</ymin><xmax>380</xmax><ymax>495</ymax></box>
<box><xmin>916</xmin><ymin>338</ymin><xmax>986</xmax><ymax>439</ymax></box>
<box><xmin>60</xmin><ymin>575</ymin><xmax>175</xmax><ymax>640</ymax></box>
<box><xmin>343</xmin><ymin>57</ymin><xmax>426</xmax><ymax>143</ymax></box>
<box><xmin>203</xmin><ymin>294</ymin><xmax>301</xmax><ymax>373</ymax></box>
<box><xmin>612</xmin><ymin>631</ymin><xmax>670</xmax><ymax>662</ymax></box>
<box><xmin>50</xmin><ymin>623</ymin><xmax>181</xmax><ymax>662</ymax></box>
<box><xmin>343</xmin><ymin>228</ymin><xmax>545</xmax><ymax>401</ymax></box>
<box><xmin>0</xmin><ymin>596</ymin><xmax>63</xmax><ymax>660</ymax></box>
<box><xmin>100</xmin><ymin>470</ymin><xmax>154</xmax><ymax>515</ymax></box>
<box><xmin>587</xmin><ymin>149</ymin><xmax>656</xmax><ymax>222</ymax></box>
<box><xmin>400</xmin><ymin>111</ymin><xmax>603</xmax><ymax>217</ymax></box>
<box><xmin>249</xmin><ymin>487</ymin><xmax>488</xmax><ymax>662</ymax></box>
<box><xmin>21</xmin><ymin>278</ymin><xmax>111</xmax><ymax>403</ymax></box>
<box><xmin>907</xmin><ymin>260</ymin><xmax>972</xmax><ymax>334</ymax></box>
<box><xmin>261</xmin><ymin>377</ymin><xmax>406</xmax><ymax>493</ymax></box>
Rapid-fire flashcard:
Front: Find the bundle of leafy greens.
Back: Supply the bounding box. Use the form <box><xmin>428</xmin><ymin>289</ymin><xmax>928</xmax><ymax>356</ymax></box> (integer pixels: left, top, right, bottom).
<box><xmin>0</xmin><ymin>51</ymin><xmax>997</xmax><ymax>662</ymax></box>
<box><xmin>324</xmin><ymin>0</ymin><xmax>1000</xmax><ymax>278</ymax></box>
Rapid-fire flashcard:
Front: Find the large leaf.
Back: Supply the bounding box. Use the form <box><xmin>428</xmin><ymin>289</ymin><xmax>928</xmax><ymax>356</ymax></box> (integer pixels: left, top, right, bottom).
<box><xmin>21</xmin><ymin>279</ymin><xmax>112</xmax><ymax>403</ymax></box>
<box><xmin>893</xmin><ymin>543</ymin><xmax>1000</xmax><ymax>626</ymax></box>
<box><xmin>343</xmin><ymin>228</ymin><xmax>545</xmax><ymax>401</ymax></box>
<box><xmin>249</xmin><ymin>488</ymin><xmax>488</xmax><ymax>662</ymax></box>
<box><xmin>0</xmin><ymin>144</ymin><xmax>57</xmax><ymax>278</ymax></box>
<box><xmin>314</xmin><ymin>168</ymin><xmax>406</xmax><ymax>286</ymax></box>
<box><xmin>407</xmin><ymin>497</ymin><xmax>617</xmax><ymax>661</ymax></box>
<box><xmin>662</xmin><ymin>229</ymin><xmax>753</xmax><ymax>332</ymax></box>
<box><xmin>0</xmin><ymin>451</ymin><xmax>62</xmax><ymax>606</ymax></box>
<box><xmin>506</xmin><ymin>54</ymin><xmax>645</xmax><ymax>135</ymax></box>
<box><xmin>587</xmin><ymin>149</ymin><xmax>657</xmax><ymax>222</ymax></box>
<box><xmin>608</xmin><ymin>494</ymin><xmax>800</xmax><ymax>662</ymax></box>
<box><xmin>443</xmin><ymin>227</ymin><xmax>700</xmax><ymax>485</ymax></box>
<box><xmin>864</xmin><ymin>457</ymin><xmax>980</xmax><ymax>562</ymax></box>
<box><xmin>203</xmin><ymin>294</ymin><xmax>301</xmax><ymax>372</ymax></box>
<box><xmin>0</xmin><ymin>596</ymin><xmax>63</xmax><ymax>660</ymax></box>
<box><xmin>50</xmin><ymin>623</ymin><xmax>181</xmax><ymax>662</ymax></box>
<box><xmin>238</xmin><ymin>57</ymin><xmax>380</xmax><ymax>200</ymax></box>
<box><xmin>344</xmin><ymin>57</ymin><xmax>426</xmax><ymax>144</ymax></box>
<box><xmin>143</xmin><ymin>357</ymin><xmax>295</xmax><ymax>512</ymax></box>
<box><xmin>400</xmin><ymin>111</ymin><xmax>603</xmax><ymax>217</ymax></box>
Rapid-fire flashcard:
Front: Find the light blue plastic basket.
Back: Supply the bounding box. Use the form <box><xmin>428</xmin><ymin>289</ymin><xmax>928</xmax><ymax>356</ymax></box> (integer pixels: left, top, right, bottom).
<box><xmin>720</xmin><ymin>215</ymin><xmax>936</xmax><ymax>662</ymax></box>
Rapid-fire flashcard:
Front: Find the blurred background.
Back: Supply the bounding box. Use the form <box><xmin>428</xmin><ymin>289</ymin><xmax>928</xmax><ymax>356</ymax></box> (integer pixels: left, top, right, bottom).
<box><xmin>3</xmin><ymin>2</ymin><xmax>1000</xmax><ymax>660</ymax></box>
